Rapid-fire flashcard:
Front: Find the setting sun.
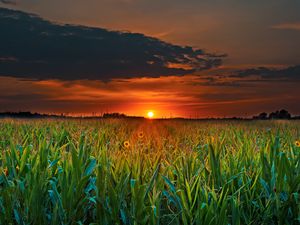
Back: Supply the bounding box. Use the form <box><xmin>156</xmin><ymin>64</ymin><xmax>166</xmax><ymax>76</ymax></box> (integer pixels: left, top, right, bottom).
<box><xmin>147</xmin><ymin>111</ymin><xmax>154</xmax><ymax>118</ymax></box>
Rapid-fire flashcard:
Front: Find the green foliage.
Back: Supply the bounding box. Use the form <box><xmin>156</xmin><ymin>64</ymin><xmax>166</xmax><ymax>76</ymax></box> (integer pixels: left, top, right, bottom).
<box><xmin>0</xmin><ymin>119</ymin><xmax>299</xmax><ymax>224</ymax></box>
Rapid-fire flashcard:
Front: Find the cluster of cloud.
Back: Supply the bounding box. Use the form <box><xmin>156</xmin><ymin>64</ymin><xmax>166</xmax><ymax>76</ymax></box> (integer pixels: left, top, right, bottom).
<box><xmin>232</xmin><ymin>65</ymin><xmax>300</xmax><ymax>81</ymax></box>
<box><xmin>0</xmin><ymin>7</ymin><xmax>225</xmax><ymax>81</ymax></box>
<box><xmin>0</xmin><ymin>0</ymin><xmax>16</xmax><ymax>5</ymax></box>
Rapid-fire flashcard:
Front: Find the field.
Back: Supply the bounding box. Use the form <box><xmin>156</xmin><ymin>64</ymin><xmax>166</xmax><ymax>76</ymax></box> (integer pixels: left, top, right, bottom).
<box><xmin>0</xmin><ymin>118</ymin><xmax>299</xmax><ymax>225</ymax></box>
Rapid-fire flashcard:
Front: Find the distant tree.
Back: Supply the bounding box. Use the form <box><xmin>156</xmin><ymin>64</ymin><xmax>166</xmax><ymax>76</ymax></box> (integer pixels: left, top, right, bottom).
<box><xmin>253</xmin><ymin>112</ymin><xmax>268</xmax><ymax>120</ymax></box>
<box><xmin>269</xmin><ymin>109</ymin><xmax>291</xmax><ymax>119</ymax></box>
<box><xmin>269</xmin><ymin>111</ymin><xmax>278</xmax><ymax>119</ymax></box>
<box><xmin>103</xmin><ymin>112</ymin><xmax>127</xmax><ymax>118</ymax></box>
<box><xmin>279</xmin><ymin>109</ymin><xmax>291</xmax><ymax>119</ymax></box>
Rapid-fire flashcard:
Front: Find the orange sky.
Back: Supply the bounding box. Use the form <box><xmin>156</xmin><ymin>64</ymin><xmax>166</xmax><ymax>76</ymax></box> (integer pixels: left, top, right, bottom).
<box><xmin>1</xmin><ymin>67</ymin><xmax>300</xmax><ymax>118</ymax></box>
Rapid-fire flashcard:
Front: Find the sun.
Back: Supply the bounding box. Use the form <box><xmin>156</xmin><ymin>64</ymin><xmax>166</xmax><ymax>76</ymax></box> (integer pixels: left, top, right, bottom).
<box><xmin>147</xmin><ymin>111</ymin><xmax>154</xmax><ymax>118</ymax></box>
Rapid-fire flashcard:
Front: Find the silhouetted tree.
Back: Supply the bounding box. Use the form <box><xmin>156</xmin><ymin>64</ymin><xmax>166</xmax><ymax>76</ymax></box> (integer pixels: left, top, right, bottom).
<box><xmin>103</xmin><ymin>113</ymin><xmax>127</xmax><ymax>118</ymax></box>
<box><xmin>269</xmin><ymin>109</ymin><xmax>291</xmax><ymax>119</ymax></box>
<box><xmin>253</xmin><ymin>112</ymin><xmax>268</xmax><ymax>120</ymax></box>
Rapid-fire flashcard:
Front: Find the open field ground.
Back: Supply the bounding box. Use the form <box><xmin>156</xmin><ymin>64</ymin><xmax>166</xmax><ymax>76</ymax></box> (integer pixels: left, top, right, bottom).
<box><xmin>0</xmin><ymin>119</ymin><xmax>299</xmax><ymax>225</ymax></box>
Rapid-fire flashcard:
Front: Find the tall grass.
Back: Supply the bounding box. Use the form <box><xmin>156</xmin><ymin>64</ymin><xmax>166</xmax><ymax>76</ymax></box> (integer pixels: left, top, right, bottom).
<box><xmin>0</xmin><ymin>119</ymin><xmax>299</xmax><ymax>224</ymax></box>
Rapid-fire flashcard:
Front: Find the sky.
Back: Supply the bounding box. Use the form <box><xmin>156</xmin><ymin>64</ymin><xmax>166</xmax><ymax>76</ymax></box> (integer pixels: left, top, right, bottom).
<box><xmin>0</xmin><ymin>0</ymin><xmax>300</xmax><ymax>118</ymax></box>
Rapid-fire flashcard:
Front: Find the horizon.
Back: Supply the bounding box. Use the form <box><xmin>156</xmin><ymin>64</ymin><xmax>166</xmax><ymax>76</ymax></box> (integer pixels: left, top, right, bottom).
<box><xmin>0</xmin><ymin>1</ymin><xmax>300</xmax><ymax>117</ymax></box>
<box><xmin>0</xmin><ymin>109</ymin><xmax>297</xmax><ymax>120</ymax></box>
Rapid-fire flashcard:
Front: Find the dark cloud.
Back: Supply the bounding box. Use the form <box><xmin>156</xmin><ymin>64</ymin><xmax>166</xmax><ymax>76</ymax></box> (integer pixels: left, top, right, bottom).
<box><xmin>0</xmin><ymin>93</ymin><xmax>48</xmax><ymax>102</ymax></box>
<box><xmin>0</xmin><ymin>7</ymin><xmax>224</xmax><ymax>81</ymax></box>
<box><xmin>232</xmin><ymin>65</ymin><xmax>300</xmax><ymax>81</ymax></box>
<box><xmin>195</xmin><ymin>65</ymin><xmax>300</xmax><ymax>87</ymax></box>
<box><xmin>0</xmin><ymin>0</ymin><xmax>16</xmax><ymax>5</ymax></box>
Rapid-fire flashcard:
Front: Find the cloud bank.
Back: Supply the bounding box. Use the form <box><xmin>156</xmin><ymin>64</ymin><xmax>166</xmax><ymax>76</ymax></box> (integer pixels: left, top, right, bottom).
<box><xmin>0</xmin><ymin>7</ymin><xmax>224</xmax><ymax>81</ymax></box>
<box><xmin>232</xmin><ymin>65</ymin><xmax>300</xmax><ymax>81</ymax></box>
<box><xmin>0</xmin><ymin>0</ymin><xmax>16</xmax><ymax>5</ymax></box>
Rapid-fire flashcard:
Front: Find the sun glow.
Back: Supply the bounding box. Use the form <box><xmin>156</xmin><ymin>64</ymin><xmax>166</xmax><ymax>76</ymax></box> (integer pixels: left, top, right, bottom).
<box><xmin>147</xmin><ymin>111</ymin><xmax>154</xmax><ymax>118</ymax></box>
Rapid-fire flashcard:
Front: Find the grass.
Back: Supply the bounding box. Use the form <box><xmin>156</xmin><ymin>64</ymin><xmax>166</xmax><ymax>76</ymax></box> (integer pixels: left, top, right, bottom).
<box><xmin>0</xmin><ymin>118</ymin><xmax>299</xmax><ymax>225</ymax></box>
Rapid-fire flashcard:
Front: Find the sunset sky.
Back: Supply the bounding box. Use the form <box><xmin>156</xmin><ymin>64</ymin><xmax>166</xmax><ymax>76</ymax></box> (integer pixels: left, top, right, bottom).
<box><xmin>1</xmin><ymin>0</ymin><xmax>300</xmax><ymax>118</ymax></box>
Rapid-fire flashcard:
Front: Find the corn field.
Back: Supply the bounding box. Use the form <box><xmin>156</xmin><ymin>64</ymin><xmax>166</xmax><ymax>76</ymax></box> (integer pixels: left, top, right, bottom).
<box><xmin>0</xmin><ymin>118</ymin><xmax>299</xmax><ymax>225</ymax></box>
